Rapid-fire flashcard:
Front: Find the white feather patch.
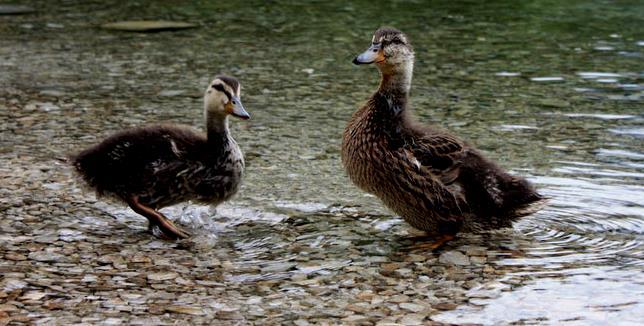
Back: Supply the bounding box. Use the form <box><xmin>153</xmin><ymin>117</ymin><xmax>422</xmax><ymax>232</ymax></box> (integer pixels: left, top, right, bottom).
<box><xmin>169</xmin><ymin>140</ymin><xmax>182</xmax><ymax>157</ymax></box>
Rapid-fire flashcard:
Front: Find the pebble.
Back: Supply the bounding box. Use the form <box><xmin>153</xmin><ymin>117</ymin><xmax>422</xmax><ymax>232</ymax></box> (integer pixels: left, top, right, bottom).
<box><xmin>28</xmin><ymin>251</ymin><xmax>66</xmax><ymax>262</ymax></box>
<box><xmin>5</xmin><ymin>253</ymin><xmax>26</xmax><ymax>261</ymax></box>
<box><xmin>0</xmin><ymin>304</ymin><xmax>18</xmax><ymax>312</ymax></box>
<box><xmin>400</xmin><ymin>313</ymin><xmax>427</xmax><ymax>325</ymax></box>
<box><xmin>165</xmin><ymin>305</ymin><xmax>205</xmax><ymax>315</ymax></box>
<box><xmin>399</xmin><ymin>302</ymin><xmax>426</xmax><ymax>313</ymax></box>
<box><xmin>438</xmin><ymin>250</ymin><xmax>470</xmax><ymax>266</ymax></box>
<box><xmin>3</xmin><ymin>279</ymin><xmax>27</xmax><ymax>291</ymax></box>
<box><xmin>146</xmin><ymin>272</ymin><xmax>178</xmax><ymax>281</ymax></box>
<box><xmin>0</xmin><ymin>5</ymin><xmax>35</xmax><ymax>14</ymax></box>
<box><xmin>433</xmin><ymin>302</ymin><xmax>458</xmax><ymax>311</ymax></box>
<box><xmin>261</xmin><ymin>262</ymin><xmax>296</xmax><ymax>273</ymax></box>
<box><xmin>19</xmin><ymin>291</ymin><xmax>47</xmax><ymax>301</ymax></box>
<box><xmin>388</xmin><ymin>294</ymin><xmax>410</xmax><ymax>303</ymax></box>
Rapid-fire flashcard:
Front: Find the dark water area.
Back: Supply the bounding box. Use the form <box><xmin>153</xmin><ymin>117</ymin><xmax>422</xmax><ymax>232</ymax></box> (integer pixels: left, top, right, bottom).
<box><xmin>1</xmin><ymin>1</ymin><xmax>642</xmax><ymax>324</ymax></box>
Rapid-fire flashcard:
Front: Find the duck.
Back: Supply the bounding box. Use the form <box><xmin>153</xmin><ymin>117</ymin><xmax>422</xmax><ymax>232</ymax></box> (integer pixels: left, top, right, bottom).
<box><xmin>71</xmin><ymin>75</ymin><xmax>250</xmax><ymax>240</ymax></box>
<box><xmin>342</xmin><ymin>27</ymin><xmax>545</xmax><ymax>249</ymax></box>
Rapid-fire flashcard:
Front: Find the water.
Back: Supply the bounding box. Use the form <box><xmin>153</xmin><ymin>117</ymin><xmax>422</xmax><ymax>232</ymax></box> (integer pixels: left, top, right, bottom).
<box><xmin>1</xmin><ymin>0</ymin><xmax>642</xmax><ymax>324</ymax></box>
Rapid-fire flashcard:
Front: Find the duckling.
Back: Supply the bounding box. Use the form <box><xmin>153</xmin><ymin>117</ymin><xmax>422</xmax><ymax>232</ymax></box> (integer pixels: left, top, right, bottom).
<box><xmin>71</xmin><ymin>75</ymin><xmax>250</xmax><ymax>240</ymax></box>
<box><xmin>342</xmin><ymin>27</ymin><xmax>545</xmax><ymax>249</ymax></box>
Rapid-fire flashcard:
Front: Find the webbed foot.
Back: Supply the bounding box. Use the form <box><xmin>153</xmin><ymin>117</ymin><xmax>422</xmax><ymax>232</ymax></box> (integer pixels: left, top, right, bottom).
<box><xmin>402</xmin><ymin>234</ymin><xmax>456</xmax><ymax>252</ymax></box>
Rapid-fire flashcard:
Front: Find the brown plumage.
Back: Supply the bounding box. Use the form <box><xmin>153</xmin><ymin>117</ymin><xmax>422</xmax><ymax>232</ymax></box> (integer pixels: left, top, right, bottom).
<box><xmin>343</xmin><ymin>28</ymin><xmax>545</xmax><ymax>241</ymax></box>
<box><xmin>71</xmin><ymin>75</ymin><xmax>250</xmax><ymax>240</ymax></box>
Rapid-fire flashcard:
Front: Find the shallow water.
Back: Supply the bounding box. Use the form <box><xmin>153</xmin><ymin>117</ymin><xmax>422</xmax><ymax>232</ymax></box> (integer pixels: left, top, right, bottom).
<box><xmin>1</xmin><ymin>0</ymin><xmax>643</xmax><ymax>324</ymax></box>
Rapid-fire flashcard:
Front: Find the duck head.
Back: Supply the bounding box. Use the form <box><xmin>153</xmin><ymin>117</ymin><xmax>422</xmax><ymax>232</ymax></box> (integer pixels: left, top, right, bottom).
<box><xmin>353</xmin><ymin>27</ymin><xmax>414</xmax><ymax>92</ymax></box>
<box><xmin>204</xmin><ymin>75</ymin><xmax>250</xmax><ymax>120</ymax></box>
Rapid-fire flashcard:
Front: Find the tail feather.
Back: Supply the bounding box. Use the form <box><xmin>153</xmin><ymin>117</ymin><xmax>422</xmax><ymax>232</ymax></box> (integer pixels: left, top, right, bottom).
<box><xmin>509</xmin><ymin>196</ymin><xmax>548</xmax><ymax>218</ymax></box>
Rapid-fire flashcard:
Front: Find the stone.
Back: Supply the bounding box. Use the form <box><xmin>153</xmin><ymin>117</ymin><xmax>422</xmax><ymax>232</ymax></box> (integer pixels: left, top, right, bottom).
<box><xmin>261</xmin><ymin>262</ymin><xmax>296</xmax><ymax>273</ymax></box>
<box><xmin>293</xmin><ymin>319</ymin><xmax>310</xmax><ymax>326</ymax></box>
<box><xmin>0</xmin><ymin>5</ymin><xmax>35</xmax><ymax>15</ymax></box>
<box><xmin>0</xmin><ymin>304</ymin><xmax>18</xmax><ymax>312</ymax></box>
<box><xmin>43</xmin><ymin>300</ymin><xmax>65</xmax><ymax>310</ymax></box>
<box><xmin>399</xmin><ymin>302</ymin><xmax>426</xmax><ymax>313</ymax></box>
<box><xmin>433</xmin><ymin>302</ymin><xmax>458</xmax><ymax>311</ymax></box>
<box><xmin>482</xmin><ymin>265</ymin><xmax>495</xmax><ymax>273</ymax></box>
<box><xmin>28</xmin><ymin>251</ymin><xmax>65</xmax><ymax>262</ymax></box>
<box><xmin>215</xmin><ymin>310</ymin><xmax>244</xmax><ymax>320</ymax></box>
<box><xmin>19</xmin><ymin>291</ymin><xmax>47</xmax><ymax>301</ymax></box>
<box><xmin>438</xmin><ymin>251</ymin><xmax>470</xmax><ymax>266</ymax></box>
<box><xmin>158</xmin><ymin>90</ymin><xmax>185</xmax><ymax>97</ymax></box>
<box><xmin>4</xmin><ymin>253</ymin><xmax>26</xmax><ymax>261</ymax></box>
<box><xmin>400</xmin><ymin>313</ymin><xmax>427</xmax><ymax>325</ymax></box>
<box><xmin>146</xmin><ymin>272</ymin><xmax>178</xmax><ymax>281</ymax></box>
<box><xmin>165</xmin><ymin>305</ymin><xmax>205</xmax><ymax>315</ymax></box>
<box><xmin>463</xmin><ymin>246</ymin><xmax>487</xmax><ymax>257</ymax></box>
<box><xmin>2</xmin><ymin>279</ymin><xmax>27</xmax><ymax>291</ymax></box>
<box><xmin>388</xmin><ymin>294</ymin><xmax>410</xmax><ymax>303</ymax></box>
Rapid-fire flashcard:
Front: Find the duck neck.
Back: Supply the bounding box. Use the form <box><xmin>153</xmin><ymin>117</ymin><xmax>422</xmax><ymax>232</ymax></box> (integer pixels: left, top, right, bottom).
<box><xmin>206</xmin><ymin>112</ymin><xmax>231</xmax><ymax>149</ymax></box>
<box><xmin>372</xmin><ymin>62</ymin><xmax>413</xmax><ymax>122</ymax></box>
<box><xmin>378</xmin><ymin>60</ymin><xmax>414</xmax><ymax>95</ymax></box>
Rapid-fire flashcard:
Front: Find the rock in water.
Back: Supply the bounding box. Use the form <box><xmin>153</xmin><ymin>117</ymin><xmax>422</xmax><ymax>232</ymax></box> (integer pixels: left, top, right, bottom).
<box><xmin>101</xmin><ymin>21</ymin><xmax>197</xmax><ymax>32</ymax></box>
<box><xmin>438</xmin><ymin>250</ymin><xmax>470</xmax><ymax>266</ymax></box>
<box><xmin>0</xmin><ymin>5</ymin><xmax>35</xmax><ymax>15</ymax></box>
<box><xmin>0</xmin><ymin>5</ymin><xmax>36</xmax><ymax>15</ymax></box>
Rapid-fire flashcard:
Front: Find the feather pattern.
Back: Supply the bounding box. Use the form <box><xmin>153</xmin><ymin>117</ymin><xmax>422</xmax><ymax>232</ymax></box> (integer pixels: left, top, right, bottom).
<box><xmin>71</xmin><ymin>75</ymin><xmax>248</xmax><ymax>240</ymax></box>
<box><xmin>343</xmin><ymin>28</ymin><xmax>545</xmax><ymax>234</ymax></box>
<box><xmin>72</xmin><ymin>124</ymin><xmax>244</xmax><ymax>209</ymax></box>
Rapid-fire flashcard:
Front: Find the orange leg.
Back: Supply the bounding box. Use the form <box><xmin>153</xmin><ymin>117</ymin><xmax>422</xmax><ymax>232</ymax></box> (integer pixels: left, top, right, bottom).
<box><xmin>403</xmin><ymin>234</ymin><xmax>456</xmax><ymax>252</ymax></box>
<box><xmin>126</xmin><ymin>196</ymin><xmax>190</xmax><ymax>240</ymax></box>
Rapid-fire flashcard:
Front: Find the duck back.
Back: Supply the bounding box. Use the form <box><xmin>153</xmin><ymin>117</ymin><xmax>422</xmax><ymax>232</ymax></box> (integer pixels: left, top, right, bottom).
<box><xmin>72</xmin><ymin>124</ymin><xmax>241</xmax><ymax>208</ymax></box>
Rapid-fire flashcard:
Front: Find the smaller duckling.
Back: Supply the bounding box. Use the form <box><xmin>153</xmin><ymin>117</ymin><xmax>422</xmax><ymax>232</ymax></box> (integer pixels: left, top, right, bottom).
<box><xmin>71</xmin><ymin>75</ymin><xmax>250</xmax><ymax>240</ymax></box>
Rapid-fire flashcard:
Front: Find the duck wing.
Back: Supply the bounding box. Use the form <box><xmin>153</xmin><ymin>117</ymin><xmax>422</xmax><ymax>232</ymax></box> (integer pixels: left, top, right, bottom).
<box><xmin>405</xmin><ymin>133</ymin><xmax>467</xmax><ymax>185</ymax></box>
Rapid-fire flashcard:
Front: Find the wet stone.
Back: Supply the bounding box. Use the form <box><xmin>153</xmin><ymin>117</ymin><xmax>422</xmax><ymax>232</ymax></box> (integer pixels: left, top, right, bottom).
<box><xmin>28</xmin><ymin>251</ymin><xmax>66</xmax><ymax>263</ymax></box>
<box><xmin>0</xmin><ymin>5</ymin><xmax>35</xmax><ymax>15</ymax></box>
<box><xmin>146</xmin><ymin>272</ymin><xmax>178</xmax><ymax>281</ymax></box>
<box><xmin>439</xmin><ymin>251</ymin><xmax>470</xmax><ymax>266</ymax></box>
<box><xmin>433</xmin><ymin>302</ymin><xmax>458</xmax><ymax>311</ymax></box>
<box><xmin>0</xmin><ymin>304</ymin><xmax>18</xmax><ymax>312</ymax></box>
<box><xmin>400</xmin><ymin>313</ymin><xmax>427</xmax><ymax>325</ymax></box>
<box><xmin>399</xmin><ymin>302</ymin><xmax>426</xmax><ymax>313</ymax></box>
<box><xmin>165</xmin><ymin>305</ymin><xmax>205</xmax><ymax>315</ymax></box>
<box><xmin>5</xmin><ymin>253</ymin><xmax>26</xmax><ymax>261</ymax></box>
<box><xmin>261</xmin><ymin>262</ymin><xmax>296</xmax><ymax>273</ymax></box>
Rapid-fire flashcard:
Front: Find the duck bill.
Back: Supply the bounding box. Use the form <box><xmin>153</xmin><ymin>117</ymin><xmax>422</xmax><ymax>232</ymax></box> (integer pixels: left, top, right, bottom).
<box><xmin>226</xmin><ymin>96</ymin><xmax>250</xmax><ymax>120</ymax></box>
<box><xmin>352</xmin><ymin>44</ymin><xmax>384</xmax><ymax>65</ymax></box>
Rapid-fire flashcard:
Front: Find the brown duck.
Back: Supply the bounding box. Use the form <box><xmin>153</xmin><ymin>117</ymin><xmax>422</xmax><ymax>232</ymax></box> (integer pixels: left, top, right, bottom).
<box><xmin>71</xmin><ymin>75</ymin><xmax>250</xmax><ymax>240</ymax></box>
<box><xmin>342</xmin><ymin>27</ymin><xmax>545</xmax><ymax>249</ymax></box>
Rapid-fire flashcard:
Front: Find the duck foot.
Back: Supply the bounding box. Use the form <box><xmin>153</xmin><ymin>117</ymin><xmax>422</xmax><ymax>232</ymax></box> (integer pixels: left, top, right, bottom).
<box><xmin>402</xmin><ymin>234</ymin><xmax>456</xmax><ymax>252</ymax></box>
<box><xmin>148</xmin><ymin>221</ymin><xmax>191</xmax><ymax>240</ymax></box>
<box><xmin>127</xmin><ymin>196</ymin><xmax>191</xmax><ymax>240</ymax></box>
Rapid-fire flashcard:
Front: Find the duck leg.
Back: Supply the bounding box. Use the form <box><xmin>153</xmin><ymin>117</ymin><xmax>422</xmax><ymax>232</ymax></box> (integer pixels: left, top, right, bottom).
<box><xmin>126</xmin><ymin>196</ymin><xmax>191</xmax><ymax>240</ymax></box>
<box><xmin>401</xmin><ymin>233</ymin><xmax>456</xmax><ymax>252</ymax></box>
